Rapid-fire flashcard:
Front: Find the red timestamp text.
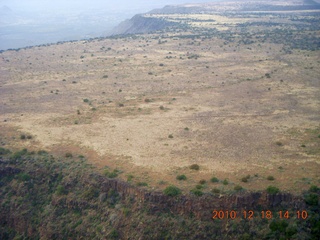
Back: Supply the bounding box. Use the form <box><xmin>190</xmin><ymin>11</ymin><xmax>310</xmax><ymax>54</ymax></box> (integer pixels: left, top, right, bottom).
<box><xmin>212</xmin><ymin>210</ymin><xmax>308</xmax><ymax>220</ymax></box>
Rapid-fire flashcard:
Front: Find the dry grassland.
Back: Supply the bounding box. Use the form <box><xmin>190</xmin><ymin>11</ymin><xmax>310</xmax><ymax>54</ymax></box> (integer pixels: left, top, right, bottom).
<box><xmin>0</xmin><ymin>13</ymin><xmax>319</xmax><ymax>194</ymax></box>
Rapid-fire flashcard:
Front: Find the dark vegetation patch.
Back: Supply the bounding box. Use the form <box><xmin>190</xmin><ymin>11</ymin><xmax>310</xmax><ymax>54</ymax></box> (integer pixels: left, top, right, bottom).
<box><xmin>0</xmin><ymin>148</ymin><xmax>318</xmax><ymax>239</ymax></box>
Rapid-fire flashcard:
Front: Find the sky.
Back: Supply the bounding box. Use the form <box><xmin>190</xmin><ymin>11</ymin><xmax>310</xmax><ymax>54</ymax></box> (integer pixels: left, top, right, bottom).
<box><xmin>0</xmin><ymin>0</ymin><xmax>220</xmax><ymax>50</ymax></box>
<box><xmin>1</xmin><ymin>0</ymin><xmax>219</xmax><ymax>12</ymax></box>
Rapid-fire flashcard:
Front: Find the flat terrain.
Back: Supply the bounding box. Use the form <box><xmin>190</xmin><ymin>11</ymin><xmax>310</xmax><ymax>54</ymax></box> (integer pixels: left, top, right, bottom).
<box><xmin>0</xmin><ymin>11</ymin><xmax>319</xmax><ymax>194</ymax></box>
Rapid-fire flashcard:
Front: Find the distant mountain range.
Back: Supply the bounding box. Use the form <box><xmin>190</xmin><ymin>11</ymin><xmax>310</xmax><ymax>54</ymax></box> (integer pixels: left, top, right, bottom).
<box><xmin>111</xmin><ymin>0</ymin><xmax>320</xmax><ymax>35</ymax></box>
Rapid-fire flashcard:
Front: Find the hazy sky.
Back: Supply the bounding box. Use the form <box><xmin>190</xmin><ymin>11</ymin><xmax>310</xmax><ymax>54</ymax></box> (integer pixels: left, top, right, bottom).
<box><xmin>0</xmin><ymin>0</ymin><xmax>220</xmax><ymax>50</ymax></box>
<box><xmin>2</xmin><ymin>0</ymin><xmax>219</xmax><ymax>12</ymax></box>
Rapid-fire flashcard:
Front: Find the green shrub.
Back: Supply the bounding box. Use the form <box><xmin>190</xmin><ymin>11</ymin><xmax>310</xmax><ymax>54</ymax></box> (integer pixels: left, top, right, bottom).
<box><xmin>176</xmin><ymin>174</ymin><xmax>187</xmax><ymax>181</ymax></box>
<box><xmin>65</xmin><ymin>153</ymin><xmax>73</xmax><ymax>158</ymax></box>
<box><xmin>234</xmin><ymin>185</ymin><xmax>243</xmax><ymax>191</ymax></box>
<box><xmin>127</xmin><ymin>174</ymin><xmax>134</xmax><ymax>182</ymax></box>
<box><xmin>20</xmin><ymin>134</ymin><xmax>26</xmax><ymax>140</ymax></box>
<box><xmin>266</xmin><ymin>186</ymin><xmax>280</xmax><ymax>194</ymax></box>
<box><xmin>305</xmin><ymin>193</ymin><xmax>318</xmax><ymax>206</ymax></box>
<box><xmin>269</xmin><ymin>220</ymin><xmax>288</xmax><ymax>232</ymax></box>
<box><xmin>137</xmin><ymin>182</ymin><xmax>148</xmax><ymax>187</ymax></box>
<box><xmin>190</xmin><ymin>189</ymin><xmax>203</xmax><ymax>196</ymax></box>
<box><xmin>56</xmin><ymin>185</ymin><xmax>67</xmax><ymax>195</ymax></box>
<box><xmin>309</xmin><ymin>185</ymin><xmax>319</xmax><ymax>192</ymax></box>
<box><xmin>0</xmin><ymin>147</ymin><xmax>10</xmax><ymax>155</ymax></box>
<box><xmin>241</xmin><ymin>175</ymin><xmax>251</xmax><ymax>183</ymax></box>
<box><xmin>11</xmin><ymin>149</ymin><xmax>28</xmax><ymax>160</ymax></box>
<box><xmin>168</xmin><ymin>134</ymin><xmax>173</xmax><ymax>138</ymax></box>
<box><xmin>83</xmin><ymin>98</ymin><xmax>89</xmax><ymax>103</ymax></box>
<box><xmin>104</xmin><ymin>170</ymin><xmax>118</xmax><ymax>178</ymax></box>
<box><xmin>163</xmin><ymin>185</ymin><xmax>181</xmax><ymax>197</ymax></box>
<box><xmin>17</xmin><ymin>173</ymin><xmax>31</xmax><ymax>182</ymax></box>
<box><xmin>110</xmin><ymin>229</ymin><xmax>119</xmax><ymax>239</ymax></box>
<box><xmin>210</xmin><ymin>177</ymin><xmax>219</xmax><ymax>183</ymax></box>
<box><xmin>190</xmin><ymin>164</ymin><xmax>200</xmax><ymax>170</ymax></box>
<box><xmin>83</xmin><ymin>188</ymin><xmax>99</xmax><ymax>200</ymax></box>
<box><xmin>212</xmin><ymin>188</ymin><xmax>220</xmax><ymax>194</ymax></box>
<box><xmin>222</xmin><ymin>179</ymin><xmax>229</xmax><ymax>185</ymax></box>
<box><xmin>199</xmin><ymin>179</ymin><xmax>206</xmax><ymax>184</ymax></box>
<box><xmin>267</xmin><ymin>176</ymin><xmax>275</xmax><ymax>181</ymax></box>
<box><xmin>196</xmin><ymin>184</ymin><xmax>203</xmax><ymax>190</ymax></box>
<box><xmin>37</xmin><ymin>150</ymin><xmax>48</xmax><ymax>155</ymax></box>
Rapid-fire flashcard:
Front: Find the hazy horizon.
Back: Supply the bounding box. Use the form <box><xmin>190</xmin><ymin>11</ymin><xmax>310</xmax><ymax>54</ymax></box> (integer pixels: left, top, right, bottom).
<box><xmin>0</xmin><ymin>0</ymin><xmax>220</xmax><ymax>50</ymax></box>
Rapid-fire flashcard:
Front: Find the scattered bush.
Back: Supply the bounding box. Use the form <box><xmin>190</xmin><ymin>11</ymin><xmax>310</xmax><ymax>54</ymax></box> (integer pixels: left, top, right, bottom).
<box><xmin>234</xmin><ymin>185</ymin><xmax>243</xmax><ymax>191</ymax></box>
<box><xmin>212</xmin><ymin>188</ymin><xmax>220</xmax><ymax>193</ymax></box>
<box><xmin>309</xmin><ymin>185</ymin><xmax>319</xmax><ymax>193</ymax></box>
<box><xmin>127</xmin><ymin>174</ymin><xmax>134</xmax><ymax>182</ymax></box>
<box><xmin>17</xmin><ymin>173</ymin><xmax>31</xmax><ymax>182</ymax></box>
<box><xmin>144</xmin><ymin>98</ymin><xmax>151</xmax><ymax>103</ymax></box>
<box><xmin>168</xmin><ymin>134</ymin><xmax>173</xmax><ymax>138</ymax></box>
<box><xmin>56</xmin><ymin>185</ymin><xmax>67</xmax><ymax>195</ymax></box>
<box><xmin>102</xmin><ymin>75</ymin><xmax>108</xmax><ymax>78</ymax></box>
<box><xmin>199</xmin><ymin>179</ymin><xmax>206</xmax><ymax>185</ymax></box>
<box><xmin>37</xmin><ymin>150</ymin><xmax>48</xmax><ymax>155</ymax></box>
<box><xmin>190</xmin><ymin>189</ymin><xmax>203</xmax><ymax>196</ymax></box>
<box><xmin>269</xmin><ymin>220</ymin><xmax>288</xmax><ymax>233</ymax></box>
<box><xmin>104</xmin><ymin>170</ymin><xmax>118</xmax><ymax>178</ymax></box>
<box><xmin>11</xmin><ymin>149</ymin><xmax>28</xmax><ymax>160</ymax></box>
<box><xmin>266</xmin><ymin>186</ymin><xmax>280</xmax><ymax>194</ymax></box>
<box><xmin>0</xmin><ymin>147</ymin><xmax>11</xmax><ymax>155</ymax></box>
<box><xmin>184</xmin><ymin>127</ymin><xmax>189</xmax><ymax>131</ymax></box>
<box><xmin>222</xmin><ymin>179</ymin><xmax>229</xmax><ymax>185</ymax></box>
<box><xmin>190</xmin><ymin>164</ymin><xmax>200</xmax><ymax>170</ymax></box>
<box><xmin>210</xmin><ymin>177</ymin><xmax>219</xmax><ymax>183</ymax></box>
<box><xmin>267</xmin><ymin>176</ymin><xmax>275</xmax><ymax>181</ymax></box>
<box><xmin>176</xmin><ymin>175</ymin><xmax>187</xmax><ymax>181</ymax></box>
<box><xmin>109</xmin><ymin>229</ymin><xmax>119</xmax><ymax>239</ymax></box>
<box><xmin>20</xmin><ymin>134</ymin><xmax>26</xmax><ymax>140</ymax></box>
<box><xmin>163</xmin><ymin>185</ymin><xmax>181</xmax><ymax>197</ymax></box>
<box><xmin>83</xmin><ymin>188</ymin><xmax>99</xmax><ymax>200</ymax></box>
<box><xmin>65</xmin><ymin>153</ymin><xmax>73</xmax><ymax>158</ymax></box>
<box><xmin>83</xmin><ymin>99</ymin><xmax>89</xmax><ymax>103</ymax></box>
<box><xmin>137</xmin><ymin>182</ymin><xmax>148</xmax><ymax>187</ymax></box>
<box><xmin>305</xmin><ymin>193</ymin><xmax>319</xmax><ymax>206</ymax></box>
<box><xmin>159</xmin><ymin>105</ymin><xmax>165</xmax><ymax>110</ymax></box>
<box><xmin>119</xmin><ymin>103</ymin><xmax>124</xmax><ymax>107</ymax></box>
<box><xmin>276</xmin><ymin>141</ymin><xmax>283</xmax><ymax>146</ymax></box>
<box><xmin>241</xmin><ymin>175</ymin><xmax>251</xmax><ymax>183</ymax></box>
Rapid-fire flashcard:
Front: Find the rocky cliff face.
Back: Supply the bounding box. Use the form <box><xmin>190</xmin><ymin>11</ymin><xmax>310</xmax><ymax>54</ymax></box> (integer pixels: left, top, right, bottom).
<box><xmin>111</xmin><ymin>14</ymin><xmax>179</xmax><ymax>35</ymax></box>
<box><xmin>100</xmin><ymin>178</ymin><xmax>306</xmax><ymax>221</ymax></box>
